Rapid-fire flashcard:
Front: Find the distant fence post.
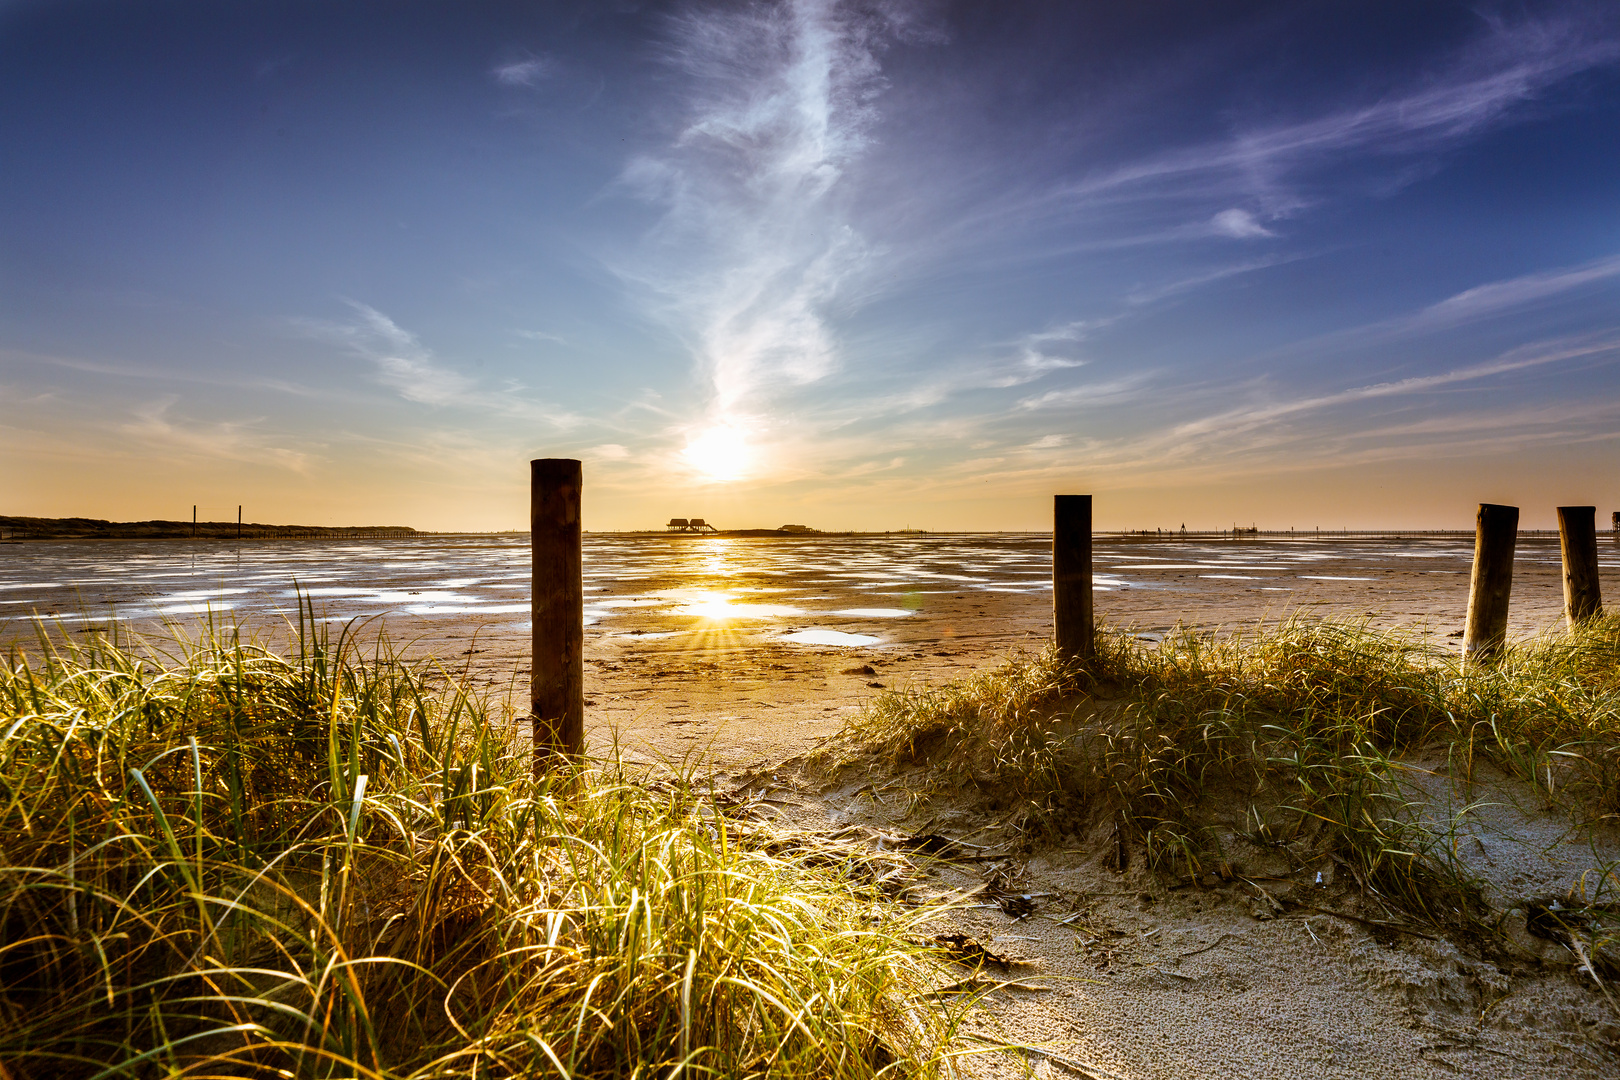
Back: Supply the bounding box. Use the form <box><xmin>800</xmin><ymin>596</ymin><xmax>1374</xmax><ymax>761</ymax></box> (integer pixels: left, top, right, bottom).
<box><xmin>1463</xmin><ymin>503</ymin><xmax>1518</xmax><ymax>661</ymax></box>
<box><xmin>1557</xmin><ymin>505</ymin><xmax>1602</xmax><ymax>628</ymax></box>
<box><xmin>531</xmin><ymin>458</ymin><xmax>584</xmax><ymax>766</ymax></box>
<box><xmin>1054</xmin><ymin>495</ymin><xmax>1094</xmax><ymax>660</ymax></box>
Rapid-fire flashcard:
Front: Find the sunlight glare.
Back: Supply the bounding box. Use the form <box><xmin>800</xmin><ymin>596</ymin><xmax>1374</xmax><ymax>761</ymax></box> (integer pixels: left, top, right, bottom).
<box><xmin>678</xmin><ymin>590</ymin><xmax>739</xmax><ymax>621</ymax></box>
<box><xmin>683</xmin><ymin>425</ymin><xmax>750</xmax><ymax>482</ymax></box>
<box><xmin>669</xmin><ymin>588</ymin><xmax>803</xmax><ymax>622</ymax></box>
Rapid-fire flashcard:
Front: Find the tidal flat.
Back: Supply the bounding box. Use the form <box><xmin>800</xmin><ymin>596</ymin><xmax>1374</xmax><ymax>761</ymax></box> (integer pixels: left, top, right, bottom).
<box><xmin>1</xmin><ymin>532</ymin><xmax>1614</xmax><ymax>767</ymax></box>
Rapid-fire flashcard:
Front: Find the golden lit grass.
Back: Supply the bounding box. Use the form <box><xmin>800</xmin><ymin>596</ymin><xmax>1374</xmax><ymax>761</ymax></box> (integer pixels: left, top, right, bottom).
<box><xmin>823</xmin><ymin>615</ymin><xmax>1620</xmax><ymax>945</ymax></box>
<box><xmin>0</xmin><ymin>613</ymin><xmax>956</xmax><ymax>1079</ymax></box>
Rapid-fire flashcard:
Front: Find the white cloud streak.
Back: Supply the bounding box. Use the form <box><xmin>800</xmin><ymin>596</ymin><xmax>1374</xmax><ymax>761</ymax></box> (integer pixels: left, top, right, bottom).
<box><xmin>1044</xmin><ymin>11</ymin><xmax>1620</xmax><ymax>230</ymax></box>
<box><xmin>299</xmin><ymin>302</ymin><xmax>581</xmax><ymax>427</ymax></box>
<box><xmin>1240</xmin><ymin>252</ymin><xmax>1620</xmax><ymax>366</ymax></box>
<box><xmin>1405</xmin><ymin>253</ymin><xmax>1620</xmax><ymax>331</ymax></box>
<box><xmin>119</xmin><ymin>397</ymin><xmax>316</xmax><ymax>473</ymax></box>
<box><xmin>1167</xmin><ymin>333</ymin><xmax>1620</xmax><ymax>444</ymax></box>
<box><xmin>493</xmin><ymin>58</ymin><xmax>547</xmax><ymax>87</ymax></box>
<box><xmin>1210</xmin><ymin>208</ymin><xmax>1274</xmax><ymax>239</ymax></box>
<box><xmin>621</xmin><ymin>0</ymin><xmax>918</xmax><ymax>422</ymax></box>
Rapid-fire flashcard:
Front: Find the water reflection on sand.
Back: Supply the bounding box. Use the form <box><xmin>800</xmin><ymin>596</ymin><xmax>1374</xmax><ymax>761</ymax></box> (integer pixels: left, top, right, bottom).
<box><xmin>0</xmin><ymin>532</ymin><xmax>1604</xmax><ymax>651</ymax></box>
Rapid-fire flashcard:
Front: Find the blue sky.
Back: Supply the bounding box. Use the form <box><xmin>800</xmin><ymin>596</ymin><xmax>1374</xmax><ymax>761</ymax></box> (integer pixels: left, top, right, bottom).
<box><xmin>3</xmin><ymin>0</ymin><xmax>1618</xmax><ymax>530</ymax></box>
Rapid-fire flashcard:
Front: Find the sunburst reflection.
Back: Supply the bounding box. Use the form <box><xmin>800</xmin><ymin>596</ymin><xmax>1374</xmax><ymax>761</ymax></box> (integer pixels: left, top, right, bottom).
<box><xmin>657</xmin><ymin>539</ymin><xmax>804</xmax><ymax>657</ymax></box>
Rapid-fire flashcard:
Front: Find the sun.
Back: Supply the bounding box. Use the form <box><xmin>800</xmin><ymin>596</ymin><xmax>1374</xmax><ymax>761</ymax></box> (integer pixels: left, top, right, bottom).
<box><xmin>683</xmin><ymin>425</ymin><xmax>751</xmax><ymax>482</ymax></box>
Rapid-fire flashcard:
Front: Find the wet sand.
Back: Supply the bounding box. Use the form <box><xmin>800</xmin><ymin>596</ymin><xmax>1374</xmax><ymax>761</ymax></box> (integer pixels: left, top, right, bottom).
<box><xmin>4</xmin><ymin>532</ymin><xmax>1617</xmax><ymax>766</ymax></box>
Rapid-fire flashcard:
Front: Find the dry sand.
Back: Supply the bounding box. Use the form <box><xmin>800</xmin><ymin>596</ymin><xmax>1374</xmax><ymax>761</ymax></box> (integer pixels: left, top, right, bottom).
<box><xmin>734</xmin><ymin>764</ymin><xmax>1620</xmax><ymax>1080</ymax></box>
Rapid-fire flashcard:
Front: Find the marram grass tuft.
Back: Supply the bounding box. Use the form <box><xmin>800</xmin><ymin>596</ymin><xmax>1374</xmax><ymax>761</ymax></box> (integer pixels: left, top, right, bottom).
<box><xmin>826</xmin><ymin>614</ymin><xmax>1620</xmax><ymax>938</ymax></box>
<box><xmin>1</xmin><ymin>612</ymin><xmax>956</xmax><ymax>1079</ymax></box>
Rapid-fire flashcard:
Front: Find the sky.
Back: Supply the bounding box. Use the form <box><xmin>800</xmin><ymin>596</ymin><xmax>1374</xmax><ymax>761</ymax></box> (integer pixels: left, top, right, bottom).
<box><xmin>3</xmin><ymin>0</ymin><xmax>1619</xmax><ymax>532</ymax></box>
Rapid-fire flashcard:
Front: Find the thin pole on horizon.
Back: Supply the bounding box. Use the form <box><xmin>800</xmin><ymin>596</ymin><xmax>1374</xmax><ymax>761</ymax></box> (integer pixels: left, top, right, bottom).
<box><xmin>1464</xmin><ymin>503</ymin><xmax>1518</xmax><ymax>662</ymax></box>
<box><xmin>237</xmin><ymin>505</ymin><xmax>242</xmax><ymax>541</ymax></box>
<box><xmin>192</xmin><ymin>505</ymin><xmax>196</xmax><ymax>539</ymax></box>
<box><xmin>531</xmin><ymin>458</ymin><xmax>584</xmax><ymax>767</ymax></box>
<box><xmin>1557</xmin><ymin>506</ymin><xmax>1602</xmax><ymax>628</ymax></box>
<box><xmin>1053</xmin><ymin>495</ymin><xmax>1094</xmax><ymax>660</ymax></box>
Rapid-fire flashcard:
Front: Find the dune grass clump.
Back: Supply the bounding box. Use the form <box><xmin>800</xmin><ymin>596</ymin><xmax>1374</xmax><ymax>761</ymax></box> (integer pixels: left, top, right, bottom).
<box><xmin>0</xmin><ymin>617</ymin><xmax>950</xmax><ymax>1079</ymax></box>
<box><xmin>829</xmin><ymin>615</ymin><xmax>1620</xmax><ymax>932</ymax></box>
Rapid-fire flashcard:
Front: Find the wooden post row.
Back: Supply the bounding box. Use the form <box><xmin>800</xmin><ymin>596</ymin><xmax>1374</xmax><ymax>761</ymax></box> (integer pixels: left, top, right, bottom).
<box><xmin>1557</xmin><ymin>505</ymin><xmax>1602</xmax><ymax>627</ymax></box>
<box><xmin>532</xmin><ymin>458</ymin><xmax>584</xmax><ymax>764</ymax></box>
<box><xmin>1054</xmin><ymin>495</ymin><xmax>1094</xmax><ymax>659</ymax></box>
<box><xmin>1463</xmin><ymin>503</ymin><xmax>1517</xmax><ymax>661</ymax></box>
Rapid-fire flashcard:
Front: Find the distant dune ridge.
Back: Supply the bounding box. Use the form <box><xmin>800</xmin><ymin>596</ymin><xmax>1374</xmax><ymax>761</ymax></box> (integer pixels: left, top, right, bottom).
<box><xmin>0</xmin><ymin>516</ymin><xmax>418</xmax><ymax>540</ymax></box>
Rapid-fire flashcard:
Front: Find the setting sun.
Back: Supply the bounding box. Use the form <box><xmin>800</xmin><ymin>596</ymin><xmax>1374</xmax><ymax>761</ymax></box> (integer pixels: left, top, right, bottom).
<box><xmin>683</xmin><ymin>425</ymin><xmax>751</xmax><ymax>482</ymax></box>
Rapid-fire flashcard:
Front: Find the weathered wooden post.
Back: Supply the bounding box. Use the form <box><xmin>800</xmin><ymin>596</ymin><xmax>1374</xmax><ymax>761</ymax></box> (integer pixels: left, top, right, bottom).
<box><xmin>531</xmin><ymin>458</ymin><xmax>584</xmax><ymax>764</ymax></box>
<box><xmin>1054</xmin><ymin>495</ymin><xmax>1094</xmax><ymax>660</ymax></box>
<box><xmin>1463</xmin><ymin>503</ymin><xmax>1518</xmax><ymax>661</ymax></box>
<box><xmin>1557</xmin><ymin>505</ymin><xmax>1602</xmax><ymax>627</ymax></box>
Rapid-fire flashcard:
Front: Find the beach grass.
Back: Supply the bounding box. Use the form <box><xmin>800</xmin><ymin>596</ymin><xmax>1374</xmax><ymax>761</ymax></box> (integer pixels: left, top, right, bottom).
<box><xmin>0</xmin><ymin>613</ymin><xmax>955</xmax><ymax>1079</ymax></box>
<box><xmin>825</xmin><ymin>614</ymin><xmax>1620</xmax><ymax>942</ymax></box>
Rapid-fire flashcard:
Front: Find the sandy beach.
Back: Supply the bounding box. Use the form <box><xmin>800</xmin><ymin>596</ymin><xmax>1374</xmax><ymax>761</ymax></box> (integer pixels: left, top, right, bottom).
<box><xmin>6</xmin><ymin>532</ymin><xmax>1620</xmax><ymax>1077</ymax></box>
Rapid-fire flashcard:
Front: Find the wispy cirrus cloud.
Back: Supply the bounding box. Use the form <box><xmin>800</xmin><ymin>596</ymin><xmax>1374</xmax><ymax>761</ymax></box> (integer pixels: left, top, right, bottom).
<box><xmin>346</xmin><ymin>304</ymin><xmax>476</xmax><ymax>407</ymax></box>
<box><xmin>515</xmin><ymin>329</ymin><xmax>567</xmax><ymax>345</ymax></box>
<box><xmin>1403</xmin><ymin>253</ymin><xmax>1620</xmax><ymax>332</ymax></box>
<box><xmin>297</xmin><ymin>302</ymin><xmax>581</xmax><ymax>427</ymax></box>
<box><xmin>4</xmin><ymin>345</ymin><xmax>336</xmax><ymax>399</ymax></box>
<box><xmin>617</xmin><ymin>0</ymin><xmax>933</xmax><ymax>428</ymax></box>
<box><xmin>120</xmin><ymin>397</ymin><xmax>316</xmax><ymax>473</ymax></box>
<box><xmin>1061</xmin><ymin>10</ymin><xmax>1620</xmax><ymax>220</ymax></box>
<box><xmin>913</xmin><ymin>326</ymin><xmax>1620</xmax><ymax>499</ymax></box>
<box><xmin>1209</xmin><ymin>208</ymin><xmax>1275</xmax><ymax>239</ymax></box>
<box><xmin>492</xmin><ymin>57</ymin><xmax>547</xmax><ymax>87</ymax></box>
<box><xmin>1017</xmin><ymin>374</ymin><xmax>1153</xmax><ymax>412</ymax></box>
<box><xmin>1235</xmin><ymin>252</ymin><xmax>1620</xmax><ymax>367</ymax></box>
<box><xmin>1167</xmin><ymin>332</ymin><xmax>1620</xmax><ymax>445</ymax></box>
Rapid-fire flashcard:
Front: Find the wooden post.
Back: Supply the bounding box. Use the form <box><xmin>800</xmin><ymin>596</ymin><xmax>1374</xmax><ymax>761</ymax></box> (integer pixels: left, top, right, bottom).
<box><xmin>1054</xmin><ymin>495</ymin><xmax>1094</xmax><ymax>659</ymax></box>
<box><xmin>1557</xmin><ymin>505</ymin><xmax>1602</xmax><ymax>627</ymax></box>
<box><xmin>237</xmin><ymin>505</ymin><xmax>242</xmax><ymax>540</ymax></box>
<box><xmin>1463</xmin><ymin>503</ymin><xmax>1518</xmax><ymax>660</ymax></box>
<box><xmin>531</xmin><ymin>458</ymin><xmax>584</xmax><ymax>764</ymax></box>
<box><xmin>192</xmin><ymin>505</ymin><xmax>197</xmax><ymax>538</ymax></box>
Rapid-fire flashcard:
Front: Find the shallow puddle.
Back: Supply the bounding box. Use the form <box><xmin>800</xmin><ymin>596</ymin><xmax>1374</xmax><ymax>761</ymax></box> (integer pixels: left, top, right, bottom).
<box><xmin>779</xmin><ymin>629</ymin><xmax>881</xmax><ymax>646</ymax></box>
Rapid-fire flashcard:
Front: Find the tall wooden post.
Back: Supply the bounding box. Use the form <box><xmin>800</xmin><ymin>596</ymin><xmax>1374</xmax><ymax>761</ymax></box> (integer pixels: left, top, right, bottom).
<box><xmin>237</xmin><ymin>505</ymin><xmax>242</xmax><ymax>540</ymax></box>
<box><xmin>1557</xmin><ymin>505</ymin><xmax>1602</xmax><ymax>627</ymax></box>
<box><xmin>192</xmin><ymin>505</ymin><xmax>197</xmax><ymax>538</ymax></box>
<box><xmin>1463</xmin><ymin>503</ymin><xmax>1518</xmax><ymax>660</ymax></box>
<box><xmin>1054</xmin><ymin>495</ymin><xmax>1094</xmax><ymax>660</ymax></box>
<box><xmin>531</xmin><ymin>458</ymin><xmax>584</xmax><ymax>764</ymax></box>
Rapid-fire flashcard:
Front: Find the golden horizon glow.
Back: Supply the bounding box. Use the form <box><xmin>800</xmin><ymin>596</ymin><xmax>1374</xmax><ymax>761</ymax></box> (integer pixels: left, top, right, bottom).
<box><xmin>682</xmin><ymin>424</ymin><xmax>751</xmax><ymax>483</ymax></box>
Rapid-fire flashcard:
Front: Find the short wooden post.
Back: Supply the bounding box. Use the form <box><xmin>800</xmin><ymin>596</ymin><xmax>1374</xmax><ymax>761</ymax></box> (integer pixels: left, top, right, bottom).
<box><xmin>1054</xmin><ymin>495</ymin><xmax>1094</xmax><ymax>659</ymax></box>
<box><xmin>1463</xmin><ymin>503</ymin><xmax>1518</xmax><ymax>660</ymax></box>
<box><xmin>531</xmin><ymin>458</ymin><xmax>584</xmax><ymax>764</ymax></box>
<box><xmin>1557</xmin><ymin>505</ymin><xmax>1602</xmax><ymax>627</ymax></box>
